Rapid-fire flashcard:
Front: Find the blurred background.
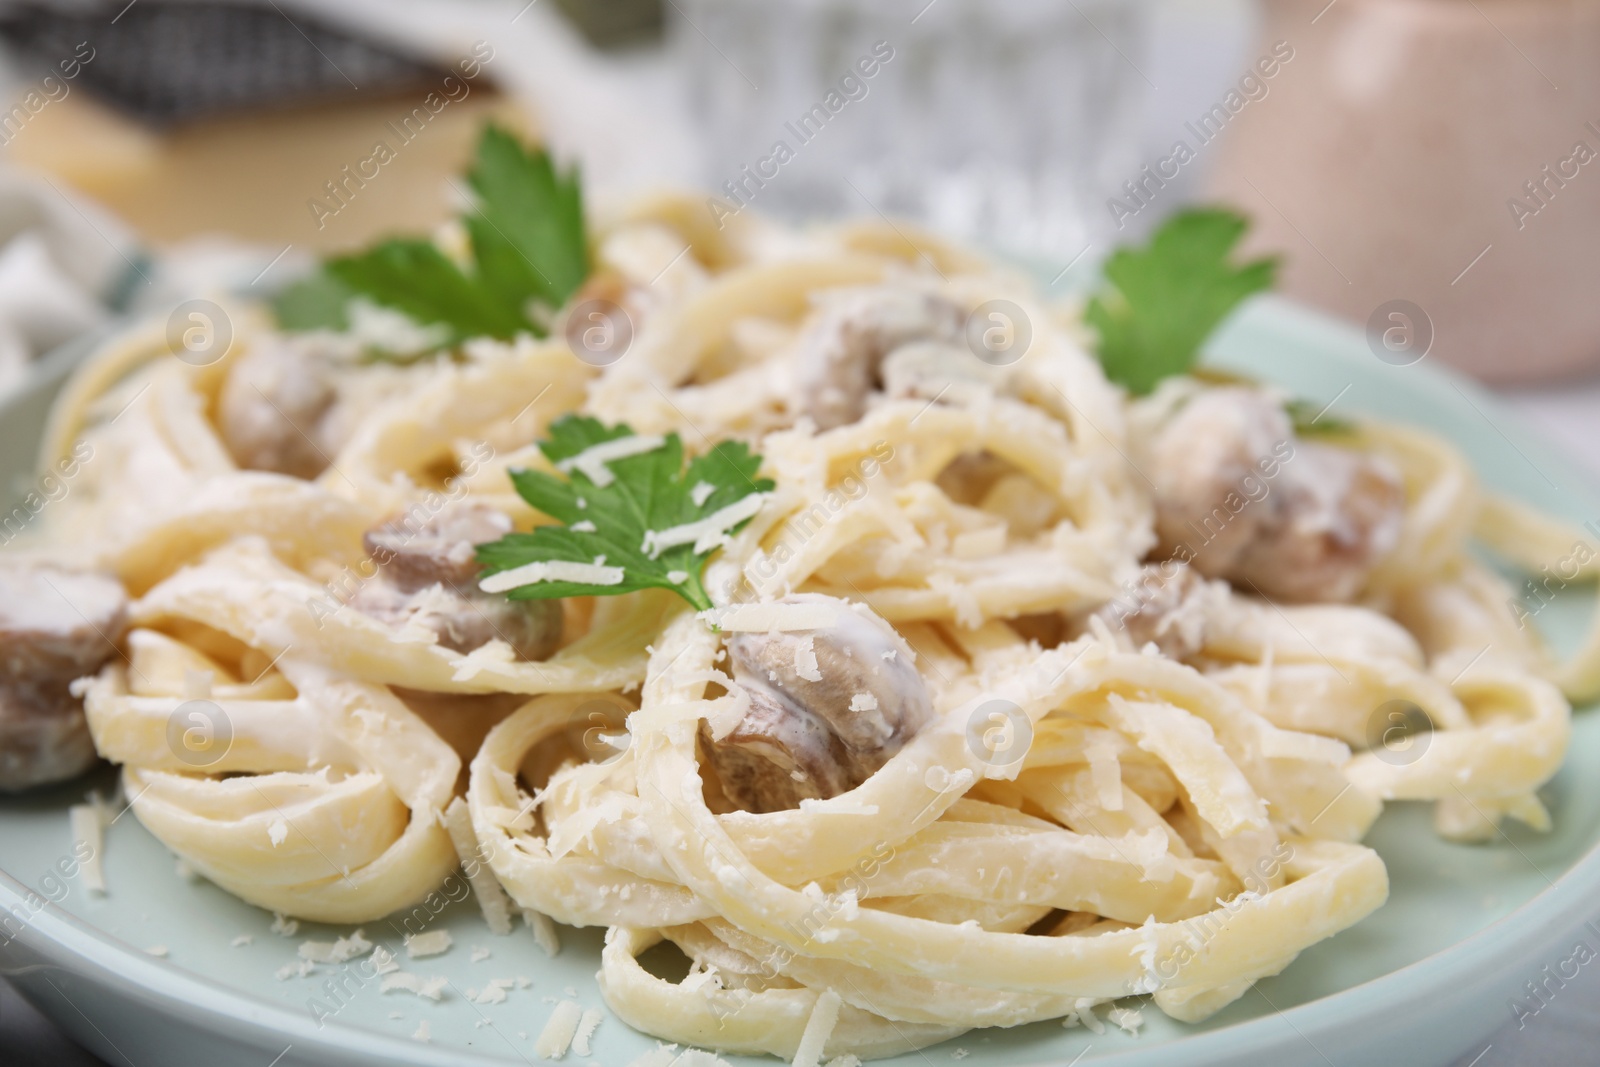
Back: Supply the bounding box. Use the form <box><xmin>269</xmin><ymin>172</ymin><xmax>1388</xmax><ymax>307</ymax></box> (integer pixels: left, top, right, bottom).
<box><xmin>0</xmin><ymin>0</ymin><xmax>1595</xmax><ymax>394</ymax></box>
<box><xmin>2</xmin><ymin>1</ymin><xmax>1599</xmax><ymax>1063</ymax></box>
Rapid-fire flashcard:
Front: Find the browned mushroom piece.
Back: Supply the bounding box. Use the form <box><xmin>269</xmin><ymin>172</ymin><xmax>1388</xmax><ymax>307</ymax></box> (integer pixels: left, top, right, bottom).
<box><xmin>1091</xmin><ymin>562</ymin><xmax>1219</xmax><ymax>661</ymax></box>
<box><xmin>0</xmin><ymin>682</ymin><xmax>98</xmax><ymax>792</ymax></box>
<box><xmin>705</xmin><ymin>594</ymin><xmax>933</xmax><ymax>813</ymax></box>
<box><xmin>1148</xmin><ymin>386</ymin><xmax>1405</xmax><ymax>604</ymax></box>
<box><xmin>1149</xmin><ymin>387</ymin><xmax>1289</xmax><ymax>580</ymax></box>
<box><xmin>349</xmin><ymin>503</ymin><xmax>562</xmax><ymax>662</ymax></box>
<box><xmin>1227</xmin><ymin>442</ymin><xmax>1407</xmax><ymax>604</ymax></box>
<box><xmin>363</xmin><ymin>504</ymin><xmax>514</xmax><ymax>593</ymax></box>
<box><xmin>216</xmin><ymin>336</ymin><xmax>336</xmax><ymax>479</ymax></box>
<box><xmin>793</xmin><ymin>288</ymin><xmax>968</xmax><ymax>430</ymax></box>
<box><xmin>0</xmin><ymin>565</ymin><xmax>128</xmax><ymax>792</ymax></box>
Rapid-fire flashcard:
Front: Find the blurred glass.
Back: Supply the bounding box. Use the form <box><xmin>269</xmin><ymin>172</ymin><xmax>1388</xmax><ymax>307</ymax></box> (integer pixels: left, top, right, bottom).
<box><xmin>676</xmin><ymin>0</ymin><xmax>1149</xmax><ymax>263</ymax></box>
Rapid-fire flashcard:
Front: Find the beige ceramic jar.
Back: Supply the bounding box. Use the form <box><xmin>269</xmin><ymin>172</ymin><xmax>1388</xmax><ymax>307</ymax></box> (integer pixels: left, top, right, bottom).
<box><xmin>1209</xmin><ymin>0</ymin><xmax>1600</xmax><ymax>383</ymax></box>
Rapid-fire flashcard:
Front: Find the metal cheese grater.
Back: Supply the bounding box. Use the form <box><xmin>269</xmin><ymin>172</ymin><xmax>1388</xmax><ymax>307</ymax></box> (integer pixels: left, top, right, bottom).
<box><xmin>0</xmin><ymin>0</ymin><xmax>453</xmax><ymax>126</ymax></box>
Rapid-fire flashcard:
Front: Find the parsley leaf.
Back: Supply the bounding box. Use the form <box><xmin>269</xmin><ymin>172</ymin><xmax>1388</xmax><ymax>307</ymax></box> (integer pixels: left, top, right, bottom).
<box><xmin>1087</xmin><ymin>207</ymin><xmax>1277</xmax><ymax>395</ymax></box>
<box><xmin>1285</xmin><ymin>398</ymin><xmax>1355</xmax><ymax>437</ymax></box>
<box><xmin>476</xmin><ymin>416</ymin><xmax>774</xmax><ymax>613</ymax></box>
<box><xmin>465</xmin><ymin>125</ymin><xmax>589</xmax><ymax>314</ymax></box>
<box><xmin>328</xmin><ymin>239</ymin><xmax>532</xmax><ymax>341</ymax></box>
<box><xmin>273</xmin><ymin>123</ymin><xmax>590</xmax><ymax>345</ymax></box>
<box><xmin>273</xmin><ymin>271</ymin><xmax>355</xmax><ymax>332</ymax></box>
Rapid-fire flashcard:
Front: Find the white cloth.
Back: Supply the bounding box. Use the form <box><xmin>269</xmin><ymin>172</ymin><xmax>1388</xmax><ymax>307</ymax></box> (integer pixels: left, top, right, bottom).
<box><xmin>0</xmin><ymin>168</ymin><xmax>135</xmax><ymax>397</ymax></box>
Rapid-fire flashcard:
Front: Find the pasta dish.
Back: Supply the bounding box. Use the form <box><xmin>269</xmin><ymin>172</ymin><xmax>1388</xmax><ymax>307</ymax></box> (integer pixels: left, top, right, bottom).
<box><xmin>1</xmin><ymin>159</ymin><xmax>1593</xmax><ymax>1060</ymax></box>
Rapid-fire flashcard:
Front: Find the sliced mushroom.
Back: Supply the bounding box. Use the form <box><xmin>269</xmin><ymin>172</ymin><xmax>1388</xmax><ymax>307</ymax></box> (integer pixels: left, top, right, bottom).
<box><xmin>0</xmin><ymin>684</ymin><xmax>97</xmax><ymax>793</ymax></box>
<box><xmin>1235</xmin><ymin>443</ymin><xmax>1406</xmax><ymax>603</ymax></box>
<box><xmin>1148</xmin><ymin>387</ymin><xmax>1404</xmax><ymax>604</ymax></box>
<box><xmin>0</xmin><ymin>565</ymin><xmax>128</xmax><ymax>679</ymax></box>
<box><xmin>0</xmin><ymin>681</ymin><xmax>97</xmax><ymax>792</ymax></box>
<box><xmin>1149</xmin><ymin>387</ymin><xmax>1288</xmax><ymax>580</ymax></box>
<box><xmin>706</xmin><ymin>594</ymin><xmax>933</xmax><ymax>812</ymax></box>
<box><xmin>364</xmin><ymin>504</ymin><xmax>513</xmax><ymax>593</ymax></box>
<box><xmin>349</xmin><ymin>503</ymin><xmax>561</xmax><ymax>662</ymax></box>
<box><xmin>708</xmin><ymin>686</ymin><xmax>858</xmax><ymax>810</ymax></box>
<box><xmin>1091</xmin><ymin>563</ymin><xmax>1220</xmax><ymax>661</ymax></box>
<box><xmin>0</xmin><ymin>564</ymin><xmax>128</xmax><ymax>792</ymax></box>
<box><xmin>792</xmin><ymin>287</ymin><xmax>968</xmax><ymax>430</ymax></box>
<box><xmin>216</xmin><ymin>336</ymin><xmax>336</xmax><ymax>479</ymax></box>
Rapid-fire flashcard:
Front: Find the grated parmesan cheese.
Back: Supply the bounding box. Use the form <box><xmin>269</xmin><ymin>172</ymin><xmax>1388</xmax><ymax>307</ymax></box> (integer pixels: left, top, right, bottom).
<box><xmin>640</xmin><ymin>493</ymin><xmax>766</xmax><ymax>559</ymax></box>
<box><xmin>1063</xmin><ymin>997</ymin><xmax>1105</xmax><ymax>1033</ymax></box>
<box><xmin>628</xmin><ymin>1045</ymin><xmax>683</xmax><ymax>1067</ymax></box>
<box><xmin>794</xmin><ymin>636</ymin><xmax>822</xmax><ymax>681</ymax></box>
<box><xmin>536</xmin><ymin>1000</ymin><xmax>584</xmax><ymax>1058</ymax></box>
<box><xmin>145</xmin><ymin>945</ymin><xmax>168</xmax><ymax>958</ymax></box>
<box><xmin>524</xmin><ymin>908</ymin><xmax>561</xmax><ymax>957</ymax></box>
<box><xmin>472</xmin><ymin>978</ymin><xmax>515</xmax><ymax>1004</ymax></box>
<box><xmin>849</xmin><ymin>693</ymin><xmax>878</xmax><ymax>712</ymax></box>
<box><xmin>443</xmin><ymin>798</ymin><xmax>515</xmax><ymax>935</ymax></box>
<box><xmin>298</xmin><ymin>930</ymin><xmax>373</xmax><ymax>964</ymax></box>
<box><xmin>572</xmin><ymin>1008</ymin><xmax>603</xmax><ymax>1056</ymax></box>
<box><xmin>412</xmin><ymin>1020</ymin><xmax>431</xmax><ymax>1043</ymax></box>
<box><xmin>231</xmin><ymin>935</ymin><xmax>253</xmax><ymax>947</ymax></box>
<box><xmin>404</xmin><ymin>930</ymin><xmax>453</xmax><ymax>959</ymax></box>
<box><xmin>471</xmin><ymin>945</ymin><xmax>492</xmax><ymax>963</ymax></box>
<box><xmin>1108</xmin><ymin>1005</ymin><xmax>1144</xmax><ymax>1035</ymax></box>
<box><xmin>382</xmin><ymin>972</ymin><xmax>449</xmax><ymax>1000</ymax></box>
<box><xmin>1085</xmin><ymin>740</ymin><xmax>1123</xmax><ymax>812</ymax></box>
<box><xmin>270</xmin><ymin>913</ymin><xmax>300</xmax><ymax>938</ymax></box>
<box><xmin>68</xmin><ymin>803</ymin><xmax>106</xmax><ymax>894</ymax></box>
<box><xmin>268</xmin><ymin>818</ymin><xmax>289</xmax><ymax>846</ymax></box>
<box><xmin>480</xmin><ymin>559</ymin><xmax>626</xmax><ymax>594</ymax></box>
<box><xmin>690</xmin><ymin>481</ymin><xmax>716</xmax><ymax>507</ymax></box>
<box><xmin>793</xmin><ymin>990</ymin><xmax>841</xmax><ymax>1067</ymax></box>
<box><xmin>556</xmin><ymin>434</ymin><xmax>666</xmax><ymax>487</ymax></box>
<box><xmin>1127</xmin><ymin>914</ymin><xmax>1164</xmax><ymax>994</ymax></box>
<box><xmin>677</xmin><ymin>1052</ymin><xmax>734</xmax><ymax>1067</ymax></box>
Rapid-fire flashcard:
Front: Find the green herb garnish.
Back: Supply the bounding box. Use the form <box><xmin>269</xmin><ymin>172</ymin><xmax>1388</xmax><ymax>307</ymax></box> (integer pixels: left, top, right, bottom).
<box><xmin>1285</xmin><ymin>398</ymin><xmax>1355</xmax><ymax>437</ymax></box>
<box><xmin>477</xmin><ymin>417</ymin><xmax>773</xmax><ymax>613</ymax></box>
<box><xmin>276</xmin><ymin>124</ymin><xmax>589</xmax><ymax>344</ymax></box>
<box><xmin>1087</xmin><ymin>207</ymin><xmax>1277</xmax><ymax>395</ymax></box>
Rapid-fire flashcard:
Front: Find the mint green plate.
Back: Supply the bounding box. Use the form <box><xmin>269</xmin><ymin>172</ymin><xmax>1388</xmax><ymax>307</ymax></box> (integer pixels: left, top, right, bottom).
<box><xmin>3</xmin><ymin>296</ymin><xmax>1598</xmax><ymax>1067</ymax></box>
